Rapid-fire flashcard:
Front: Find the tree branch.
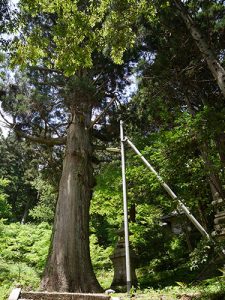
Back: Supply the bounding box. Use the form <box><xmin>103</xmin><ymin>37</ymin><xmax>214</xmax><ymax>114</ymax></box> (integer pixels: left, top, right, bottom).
<box><xmin>88</xmin><ymin>97</ymin><xmax>116</xmax><ymax>130</ymax></box>
<box><xmin>172</xmin><ymin>0</ymin><xmax>225</xmax><ymax>99</ymax></box>
<box><xmin>30</xmin><ymin>66</ymin><xmax>63</xmax><ymax>74</ymax></box>
<box><xmin>0</xmin><ymin>111</ymin><xmax>66</xmax><ymax>145</ymax></box>
<box><xmin>93</xmin><ymin>144</ymin><xmax>120</xmax><ymax>153</ymax></box>
<box><xmin>15</xmin><ymin>129</ymin><xmax>67</xmax><ymax>146</ymax></box>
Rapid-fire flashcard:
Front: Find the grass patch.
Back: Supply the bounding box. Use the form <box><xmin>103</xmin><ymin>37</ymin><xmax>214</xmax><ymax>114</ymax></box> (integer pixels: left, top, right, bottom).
<box><xmin>112</xmin><ymin>276</ymin><xmax>225</xmax><ymax>299</ymax></box>
<box><xmin>0</xmin><ymin>260</ymin><xmax>40</xmax><ymax>300</ymax></box>
<box><xmin>96</xmin><ymin>269</ymin><xmax>114</xmax><ymax>290</ymax></box>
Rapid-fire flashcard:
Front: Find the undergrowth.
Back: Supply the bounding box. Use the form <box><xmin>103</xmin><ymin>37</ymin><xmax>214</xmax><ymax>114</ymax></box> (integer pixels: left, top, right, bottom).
<box><xmin>1</xmin><ymin>220</ymin><xmax>225</xmax><ymax>300</ymax></box>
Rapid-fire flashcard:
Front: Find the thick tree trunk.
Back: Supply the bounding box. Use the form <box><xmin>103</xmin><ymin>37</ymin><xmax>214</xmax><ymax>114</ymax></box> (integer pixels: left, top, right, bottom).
<box><xmin>173</xmin><ymin>0</ymin><xmax>225</xmax><ymax>99</ymax></box>
<box><xmin>41</xmin><ymin>106</ymin><xmax>102</xmax><ymax>293</ymax></box>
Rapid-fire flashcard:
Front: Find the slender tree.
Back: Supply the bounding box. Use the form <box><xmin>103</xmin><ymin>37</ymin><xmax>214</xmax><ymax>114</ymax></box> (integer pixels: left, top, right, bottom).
<box><xmin>0</xmin><ymin>133</ymin><xmax>40</xmax><ymax>223</ymax></box>
<box><xmin>171</xmin><ymin>0</ymin><xmax>225</xmax><ymax>99</ymax></box>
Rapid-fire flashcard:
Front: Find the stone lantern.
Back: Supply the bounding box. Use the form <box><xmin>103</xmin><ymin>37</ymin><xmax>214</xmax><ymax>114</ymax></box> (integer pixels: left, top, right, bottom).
<box><xmin>212</xmin><ymin>192</ymin><xmax>225</xmax><ymax>240</ymax></box>
<box><xmin>161</xmin><ymin>211</ymin><xmax>186</xmax><ymax>235</ymax></box>
<box><xmin>110</xmin><ymin>226</ymin><xmax>137</xmax><ymax>291</ymax></box>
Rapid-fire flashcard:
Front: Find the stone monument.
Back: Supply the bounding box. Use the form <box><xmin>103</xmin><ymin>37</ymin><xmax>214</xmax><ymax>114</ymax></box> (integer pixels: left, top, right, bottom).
<box><xmin>110</xmin><ymin>226</ymin><xmax>137</xmax><ymax>292</ymax></box>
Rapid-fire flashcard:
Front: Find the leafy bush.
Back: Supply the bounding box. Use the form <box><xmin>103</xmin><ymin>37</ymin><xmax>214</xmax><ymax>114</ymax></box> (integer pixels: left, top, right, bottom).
<box><xmin>90</xmin><ymin>234</ymin><xmax>113</xmax><ymax>270</ymax></box>
<box><xmin>0</xmin><ymin>220</ymin><xmax>51</xmax><ymax>272</ymax></box>
<box><xmin>189</xmin><ymin>238</ymin><xmax>213</xmax><ymax>271</ymax></box>
<box><xmin>0</xmin><ymin>260</ymin><xmax>40</xmax><ymax>300</ymax></box>
<box><xmin>29</xmin><ymin>177</ymin><xmax>57</xmax><ymax>223</ymax></box>
<box><xmin>0</xmin><ymin>178</ymin><xmax>11</xmax><ymax>220</ymax></box>
<box><xmin>0</xmin><ymin>220</ymin><xmax>51</xmax><ymax>299</ymax></box>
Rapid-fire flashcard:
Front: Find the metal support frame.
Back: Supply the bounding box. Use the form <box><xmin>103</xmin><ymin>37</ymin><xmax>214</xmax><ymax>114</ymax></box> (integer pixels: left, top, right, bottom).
<box><xmin>120</xmin><ymin>120</ymin><xmax>132</xmax><ymax>294</ymax></box>
<box><xmin>125</xmin><ymin>137</ymin><xmax>211</xmax><ymax>239</ymax></box>
<box><xmin>119</xmin><ymin>120</ymin><xmax>225</xmax><ymax>290</ymax></box>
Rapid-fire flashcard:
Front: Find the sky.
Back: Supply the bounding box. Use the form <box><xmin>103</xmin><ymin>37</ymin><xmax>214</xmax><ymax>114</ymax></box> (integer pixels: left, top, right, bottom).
<box><xmin>10</xmin><ymin>0</ymin><xmax>18</xmax><ymax>5</ymax></box>
<box><xmin>0</xmin><ymin>0</ymin><xmax>17</xmax><ymax>136</ymax></box>
<box><xmin>0</xmin><ymin>104</ymin><xmax>11</xmax><ymax>137</ymax></box>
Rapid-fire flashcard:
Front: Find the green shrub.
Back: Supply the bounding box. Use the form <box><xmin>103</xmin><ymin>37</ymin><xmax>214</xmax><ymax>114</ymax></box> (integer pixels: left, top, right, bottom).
<box><xmin>0</xmin><ymin>220</ymin><xmax>52</xmax><ymax>299</ymax></box>
<box><xmin>0</xmin><ymin>221</ymin><xmax>51</xmax><ymax>273</ymax></box>
<box><xmin>0</xmin><ymin>260</ymin><xmax>40</xmax><ymax>300</ymax></box>
<box><xmin>90</xmin><ymin>234</ymin><xmax>113</xmax><ymax>270</ymax></box>
<box><xmin>0</xmin><ymin>178</ymin><xmax>11</xmax><ymax>220</ymax></box>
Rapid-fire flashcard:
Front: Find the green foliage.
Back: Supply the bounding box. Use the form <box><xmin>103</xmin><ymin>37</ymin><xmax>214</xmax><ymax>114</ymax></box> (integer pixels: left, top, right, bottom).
<box><xmin>90</xmin><ymin>234</ymin><xmax>113</xmax><ymax>270</ymax></box>
<box><xmin>95</xmin><ymin>269</ymin><xmax>114</xmax><ymax>291</ymax></box>
<box><xmin>91</xmin><ymin>156</ymin><xmax>190</xmax><ymax>272</ymax></box>
<box><xmin>189</xmin><ymin>239</ymin><xmax>213</xmax><ymax>271</ymax></box>
<box><xmin>91</xmin><ymin>162</ymin><xmax>123</xmax><ymax>226</ymax></box>
<box><xmin>137</xmin><ymin>264</ymin><xmax>196</xmax><ymax>290</ymax></box>
<box><xmin>13</xmin><ymin>0</ymin><xmax>156</xmax><ymax>73</ymax></box>
<box><xmin>0</xmin><ymin>135</ymin><xmax>39</xmax><ymax>222</ymax></box>
<box><xmin>98</xmin><ymin>0</ymin><xmax>155</xmax><ymax>64</ymax></box>
<box><xmin>0</xmin><ymin>178</ymin><xmax>11</xmax><ymax>219</ymax></box>
<box><xmin>120</xmin><ymin>276</ymin><xmax>225</xmax><ymax>299</ymax></box>
<box><xmin>0</xmin><ymin>220</ymin><xmax>51</xmax><ymax>299</ymax></box>
<box><xmin>0</xmin><ymin>260</ymin><xmax>40</xmax><ymax>300</ymax></box>
<box><xmin>29</xmin><ymin>176</ymin><xmax>57</xmax><ymax>223</ymax></box>
<box><xmin>0</xmin><ymin>220</ymin><xmax>51</xmax><ymax>272</ymax></box>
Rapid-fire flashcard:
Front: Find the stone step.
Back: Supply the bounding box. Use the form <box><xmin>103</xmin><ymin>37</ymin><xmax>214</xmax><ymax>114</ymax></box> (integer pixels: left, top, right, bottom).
<box><xmin>8</xmin><ymin>290</ymin><xmax>110</xmax><ymax>300</ymax></box>
<box><xmin>8</xmin><ymin>288</ymin><xmax>21</xmax><ymax>300</ymax></box>
<box><xmin>21</xmin><ymin>292</ymin><xmax>110</xmax><ymax>300</ymax></box>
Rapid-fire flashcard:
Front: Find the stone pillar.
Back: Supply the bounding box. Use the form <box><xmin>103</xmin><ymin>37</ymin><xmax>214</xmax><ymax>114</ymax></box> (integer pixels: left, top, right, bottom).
<box><xmin>110</xmin><ymin>228</ymin><xmax>137</xmax><ymax>292</ymax></box>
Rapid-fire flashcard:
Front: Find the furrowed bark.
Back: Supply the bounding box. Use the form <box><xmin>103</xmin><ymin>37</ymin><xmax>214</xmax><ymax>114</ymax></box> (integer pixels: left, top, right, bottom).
<box><xmin>173</xmin><ymin>0</ymin><xmax>225</xmax><ymax>99</ymax></box>
<box><xmin>41</xmin><ymin>104</ymin><xmax>102</xmax><ymax>292</ymax></box>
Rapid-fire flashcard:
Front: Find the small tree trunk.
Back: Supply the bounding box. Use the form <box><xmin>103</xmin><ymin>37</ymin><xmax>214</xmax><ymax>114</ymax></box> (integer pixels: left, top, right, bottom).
<box><xmin>197</xmin><ymin>201</ymin><xmax>209</xmax><ymax>231</ymax></box>
<box><xmin>21</xmin><ymin>199</ymin><xmax>31</xmax><ymax>224</ymax></box>
<box><xmin>173</xmin><ymin>0</ymin><xmax>225</xmax><ymax>99</ymax></box>
<box><xmin>129</xmin><ymin>204</ymin><xmax>136</xmax><ymax>223</ymax></box>
<box><xmin>183</xmin><ymin>96</ymin><xmax>225</xmax><ymax>202</ymax></box>
<box><xmin>200</xmin><ymin>142</ymin><xmax>225</xmax><ymax>200</ymax></box>
<box><xmin>41</xmin><ymin>105</ymin><xmax>102</xmax><ymax>293</ymax></box>
<box><xmin>181</xmin><ymin>221</ymin><xmax>193</xmax><ymax>252</ymax></box>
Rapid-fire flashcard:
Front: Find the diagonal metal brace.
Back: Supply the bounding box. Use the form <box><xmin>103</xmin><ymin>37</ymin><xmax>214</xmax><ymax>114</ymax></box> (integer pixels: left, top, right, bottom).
<box><xmin>125</xmin><ymin>137</ymin><xmax>211</xmax><ymax>240</ymax></box>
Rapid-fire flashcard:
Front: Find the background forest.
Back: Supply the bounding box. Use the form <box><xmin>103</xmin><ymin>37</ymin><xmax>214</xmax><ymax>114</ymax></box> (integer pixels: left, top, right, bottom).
<box><xmin>1</xmin><ymin>0</ymin><xmax>225</xmax><ymax>299</ymax></box>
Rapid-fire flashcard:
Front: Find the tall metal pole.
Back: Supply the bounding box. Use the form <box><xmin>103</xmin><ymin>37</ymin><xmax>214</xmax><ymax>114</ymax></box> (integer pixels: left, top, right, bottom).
<box><xmin>120</xmin><ymin>120</ymin><xmax>132</xmax><ymax>293</ymax></box>
<box><xmin>126</xmin><ymin>137</ymin><xmax>211</xmax><ymax>240</ymax></box>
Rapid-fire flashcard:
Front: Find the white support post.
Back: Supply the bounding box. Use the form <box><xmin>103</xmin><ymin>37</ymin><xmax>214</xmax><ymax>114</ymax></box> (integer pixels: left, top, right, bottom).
<box><xmin>126</xmin><ymin>137</ymin><xmax>211</xmax><ymax>240</ymax></box>
<box><xmin>120</xmin><ymin>120</ymin><xmax>131</xmax><ymax>294</ymax></box>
